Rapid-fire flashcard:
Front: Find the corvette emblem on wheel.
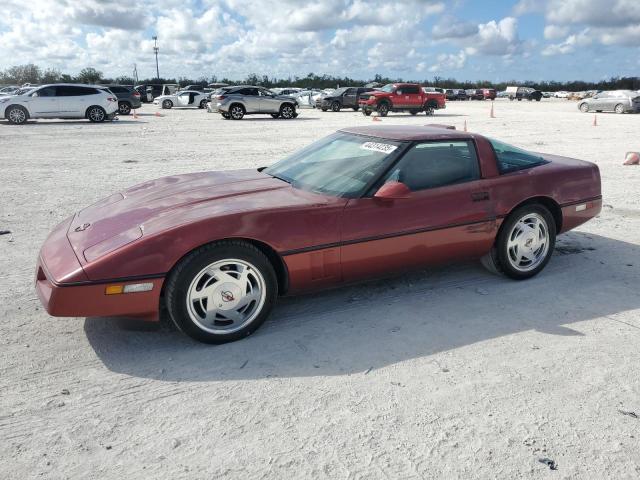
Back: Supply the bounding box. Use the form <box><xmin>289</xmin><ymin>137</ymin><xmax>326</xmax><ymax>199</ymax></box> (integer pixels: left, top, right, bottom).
<box><xmin>220</xmin><ymin>291</ymin><xmax>235</xmax><ymax>302</ymax></box>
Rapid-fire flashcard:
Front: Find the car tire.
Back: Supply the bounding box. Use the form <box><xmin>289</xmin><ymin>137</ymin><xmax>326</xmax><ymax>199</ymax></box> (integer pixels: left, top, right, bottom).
<box><xmin>410</xmin><ymin>110</ymin><xmax>418</xmax><ymax>115</ymax></box>
<box><xmin>424</xmin><ymin>104</ymin><xmax>435</xmax><ymax>116</ymax></box>
<box><xmin>270</xmin><ymin>113</ymin><xmax>279</xmax><ymax>119</ymax></box>
<box><xmin>321</xmin><ymin>108</ymin><xmax>328</xmax><ymax>112</ymax></box>
<box><xmin>614</xmin><ymin>104</ymin><xmax>625</xmax><ymax>114</ymax></box>
<box><xmin>363</xmin><ymin>110</ymin><xmax>371</xmax><ymax>116</ymax></box>
<box><xmin>165</xmin><ymin>240</ymin><xmax>278</xmax><ymax>344</ymax></box>
<box><xmin>229</xmin><ymin>104</ymin><xmax>245</xmax><ymax>120</ymax></box>
<box><xmin>492</xmin><ymin>204</ymin><xmax>556</xmax><ymax>280</ymax></box>
<box><xmin>199</xmin><ymin>99</ymin><xmax>208</xmax><ymax>109</ymax></box>
<box><xmin>377</xmin><ymin>102</ymin><xmax>389</xmax><ymax>117</ymax></box>
<box><xmin>221</xmin><ymin>112</ymin><xmax>231</xmax><ymax>119</ymax></box>
<box><xmin>579</xmin><ymin>103</ymin><xmax>589</xmax><ymax>113</ymax></box>
<box><xmin>279</xmin><ymin>104</ymin><xmax>295</xmax><ymax>119</ymax></box>
<box><xmin>352</xmin><ymin>106</ymin><xmax>359</xmax><ymax>111</ymax></box>
<box><xmin>118</xmin><ymin>102</ymin><xmax>131</xmax><ymax>115</ymax></box>
<box><xmin>86</xmin><ymin>106</ymin><xmax>106</xmax><ymax>123</ymax></box>
<box><xmin>331</xmin><ymin>101</ymin><xmax>341</xmax><ymax>112</ymax></box>
<box><xmin>162</xmin><ymin>100</ymin><xmax>173</xmax><ymax>109</ymax></box>
<box><xmin>5</xmin><ymin>105</ymin><xmax>28</xmax><ymax>125</ymax></box>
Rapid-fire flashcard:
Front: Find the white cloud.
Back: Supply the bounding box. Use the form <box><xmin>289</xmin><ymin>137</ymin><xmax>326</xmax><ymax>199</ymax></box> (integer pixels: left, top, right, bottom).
<box><xmin>432</xmin><ymin>16</ymin><xmax>479</xmax><ymax>39</ymax></box>
<box><xmin>542</xmin><ymin>28</ymin><xmax>592</xmax><ymax>55</ymax></box>
<box><xmin>543</xmin><ymin>24</ymin><xmax>569</xmax><ymax>39</ymax></box>
<box><xmin>466</xmin><ymin>17</ymin><xmax>523</xmax><ymax>56</ymax></box>
<box><xmin>426</xmin><ymin>50</ymin><xmax>467</xmax><ymax>72</ymax></box>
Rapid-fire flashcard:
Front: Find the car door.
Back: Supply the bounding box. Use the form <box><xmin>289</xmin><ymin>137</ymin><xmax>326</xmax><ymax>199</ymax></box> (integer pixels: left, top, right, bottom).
<box><xmin>238</xmin><ymin>87</ymin><xmax>260</xmax><ymax>112</ymax></box>
<box><xmin>56</xmin><ymin>85</ymin><xmax>91</xmax><ymax>116</ymax></box>
<box><xmin>258</xmin><ymin>88</ymin><xmax>278</xmax><ymax>112</ymax></box>
<box><xmin>604</xmin><ymin>92</ymin><xmax>622</xmax><ymax>111</ymax></box>
<box><xmin>25</xmin><ymin>86</ymin><xmax>59</xmax><ymax>117</ymax></box>
<box><xmin>340</xmin><ymin>140</ymin><xmax>497</xmax><ymax>283</ymax></box>
<box><xmin>176</xmin><ymin>92</ymin><xmax>191</xmax><ymax>107</ymax></box>
<box><xmin>342</xmin><ymin>88</ymin><xmax>357</xmax><ymax>108</ymax></box>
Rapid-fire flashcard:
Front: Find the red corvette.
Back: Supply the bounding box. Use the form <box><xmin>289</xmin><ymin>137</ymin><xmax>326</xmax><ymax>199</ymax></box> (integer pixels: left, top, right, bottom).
<box><xmin>36</xmin><ymin>125</ymin><xmax>601</xmax><ymax>343</ymax></box>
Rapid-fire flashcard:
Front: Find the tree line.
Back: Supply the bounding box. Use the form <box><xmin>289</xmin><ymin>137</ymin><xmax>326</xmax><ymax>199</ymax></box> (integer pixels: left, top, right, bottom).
<box><xmin>2</xmin><ymin>64</ymin><xmax>639</xmax><ymax>92</ymax></box>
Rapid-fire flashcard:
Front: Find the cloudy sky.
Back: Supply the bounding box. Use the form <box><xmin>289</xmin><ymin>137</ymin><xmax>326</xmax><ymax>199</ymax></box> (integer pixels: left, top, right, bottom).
<box><xmin>1</xmin><ymin>0</ymin><xmax>639</xmax><ymax>81</ymax></box>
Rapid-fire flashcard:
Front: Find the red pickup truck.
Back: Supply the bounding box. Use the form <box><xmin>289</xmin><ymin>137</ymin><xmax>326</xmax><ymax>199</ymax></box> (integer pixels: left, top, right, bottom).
<box><xmin>358</xmin><ymin>83</ymin><xmax>446</xmax><ymax>117</ymax></box>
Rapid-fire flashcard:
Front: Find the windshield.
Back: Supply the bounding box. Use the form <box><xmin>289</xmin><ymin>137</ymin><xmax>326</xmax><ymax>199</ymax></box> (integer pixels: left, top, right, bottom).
<box><xmin>331</xmin><ymin>87</ymin><xmax>347</xmax><ymax>96</ymax></box>
<box><xmin>264</xmin><ymin>133</ymin><xmax>403</xmax><ymax>197</ymax></box>
<box><xmin>380</xmin><ymin>84</ymin><xmax>395</xmax><ymax>93</ymax></box>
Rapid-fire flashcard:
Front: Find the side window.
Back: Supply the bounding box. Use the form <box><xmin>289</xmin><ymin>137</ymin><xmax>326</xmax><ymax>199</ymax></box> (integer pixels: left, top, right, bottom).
<box><xmin>404</xmin><ymin>86</ymin><xmax>420</xmax><ymax>94</ymax></box>
<box><xmin>384</xmin><ymin>141</ymin><xmax>480</xmax><ymax>192</ymax></box>
<box><xmin>489</xmin><ymin>138</ymin><xmax>547</xmax><ymax>174</ymax></box>
<box><xmin>344</xmin><ymin>88</ymin><xmax>356</xmax><ymax>95</ymax></box>
<box><xmin>57</xmin><ymin>86</ymin><xmax>96</xmax><ymax>96</ymax></box>
<box><xmin>35</xmin><ymin>87</ymin><xmax>56</xmax><ymax>97</ymax></box>
<box><xmin>259</xmin><ymin>89</ymin><xmax>273</xmax><ymax>96</ymax></box>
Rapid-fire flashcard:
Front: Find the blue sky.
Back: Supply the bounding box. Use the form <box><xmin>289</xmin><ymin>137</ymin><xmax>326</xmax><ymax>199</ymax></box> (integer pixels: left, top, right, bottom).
<box><xmin>1</xmin><ymin>0</ymin><xmax>639</xmax><ymax>82</ymax></box>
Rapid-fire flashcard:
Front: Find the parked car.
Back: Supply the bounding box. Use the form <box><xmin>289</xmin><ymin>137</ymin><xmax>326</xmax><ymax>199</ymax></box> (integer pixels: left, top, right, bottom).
<box><xmin>554</xmin><ymin>91</ymin><xmax>569</xmax><ymax>98</ymax></box>
<box><xmin>465</xmin><ymin>89</ymin><xmax>485</xmax><ymax>100</ymax></box>
<box><xmin>316</xmin><ymin>87</ymin><xmax>373</xmax><ymax>112</ymax></box>
<box><xmin>292</xmin><ymin>89</ymin><xmax>324</xmax><ymax>108</ymax></box>
<box><xmin>482</xmin><ymin>88</ymin><xmax>497</xmax><ymax>100</ymax></box>
<box><xmin>102</xmin><ymin>85</ymin><xmax>141</xmax><ymax>115</ymax></box>
<box><xmin>0</xmin><ymin>83</ymin><xmax>118</xmax><ymax>124</ymax></box>
<box><xmin>211</xmin><ymin>85</ymin><xmax>298</xmax><ymax>120</ymax></box>
<box><xmin>153</xmin><ymin>90</ymin><xmax>209</xmax><ymax>109</ymax></box>
<box><xmin>506</xmin><ymin>86</ymin><xmax>542</xmax><ymax>101</ymax></box>
<box><xmin>273</xmin><ymin>88</ymin><xmax>303</xmax><ymax>96</ymax></box>
<box><xmin>358</xmin><ymin>83</ymin><xmax>446</xmax><ymax>116</ymax></box>
<box><xmin>446</xmin><ymin>89</ymin><xmax>468</xmax><ymax>101</ymax></box>
<box><xmin>35</xmin><ymin>125</ymin><xmax>602</xmax><ymax>344</ymax></box>
<box><xmin>0</xmin><ymin>85</ymin><xmax>19</xmax><ymax>96</ymax></box>
<box><xmin>578</xmin><ymin>90</ymin><xmax>640</xmax><ymax>114</ymax></box>
<box><xmin>206</xmin><ymin>86</ymin><xmax>235</xmax><ymax>112</ymax></box>
<box><xmin>423</xmin><ymin>87</ymin><xmax>445</xmax><ymax>94</ymax></box>
<box><xmin>496</xmin><ymin>90</ymin><xmax>508</xmax><ymax>98</ymax></box>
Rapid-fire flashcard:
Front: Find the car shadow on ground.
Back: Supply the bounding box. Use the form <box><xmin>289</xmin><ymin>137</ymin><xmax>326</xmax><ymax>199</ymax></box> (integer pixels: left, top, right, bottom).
<box><xmin>85</xmin><ymin>232</ymin><xmax>640</xmax><ymax>381</ymax></box>
<box><xmin>1</xmin><ymin>120</ymin><xmax>143</xmax><ymax>126</ymax></box>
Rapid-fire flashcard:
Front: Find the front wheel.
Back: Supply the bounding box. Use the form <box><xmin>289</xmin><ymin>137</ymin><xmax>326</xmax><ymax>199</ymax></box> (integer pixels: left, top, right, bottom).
<box><xmin>6</xmin><ymin>105</ymin><xmax>28</xmax><ymax>124</ymax></box>
<box><xmin>614</xmin><ymin>103</ymin><xmax>625</xmax><ymax>114</ymax></box>
<box><xmin>199</xmin><ymin>99</ymin><xmax>208</xmax><ymax>109</ymax></box>
<box><xmin>331</xmin><ymin>101</ymin><xmax>341</xmax><ymax>112</ymax></box>
<box><xmin>492</xmin><ymin>205</ymin><xmax>556</xmax><ymax>280</ymax></box>
<box><xmin>162</xmin><ymin>100</ymin><xmax>173</xmax><ymax>109</ymax></box>
<box><xmin>87</xmin><ymin>106</ymin><xmax>106</xmax><ymax>123</ymax></box>
<box><xmin>279</xmin><ymin>104</ymin><xmax>295</xmax><ymax>119</ymax></box>
<box><xmin>579</xmin><ymin>103</ymin><xmax>589</xmax><ymax>113</ymax></box>
<box><xmin>165</xmin><ymin>241</ymin><xmax>278</xmax><ymax>344</ymax></box>
<box><xmin>229</xmin><ymin>104</ymin><xmax>245</xmax><ymax>120</ymax></box>
<box><xmin>377</xmin><ymin>103</ymin><xmax>389</xmax><ymax>117</ymax></box>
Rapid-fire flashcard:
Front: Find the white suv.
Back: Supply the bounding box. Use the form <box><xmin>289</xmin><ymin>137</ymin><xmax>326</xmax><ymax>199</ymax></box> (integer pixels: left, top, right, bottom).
<box><xmin>0</xmin><ymin>84</ymin><xmax>119</xmax><ymax>125</ymax></box>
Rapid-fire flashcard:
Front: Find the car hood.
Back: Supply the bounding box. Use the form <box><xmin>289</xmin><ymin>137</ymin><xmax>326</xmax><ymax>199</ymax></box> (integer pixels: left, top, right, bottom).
<box><xmin>66</xmin><ymin>169</ymin><xmax>303</xmax><ymax>263</ymax></box>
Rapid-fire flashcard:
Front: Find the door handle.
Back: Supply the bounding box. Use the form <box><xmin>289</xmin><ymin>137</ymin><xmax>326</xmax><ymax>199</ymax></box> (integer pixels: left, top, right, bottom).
<box><xmin>471</xmin><ymin>191</ymin><xmax>490</xmax><ymax>201</ymax></box>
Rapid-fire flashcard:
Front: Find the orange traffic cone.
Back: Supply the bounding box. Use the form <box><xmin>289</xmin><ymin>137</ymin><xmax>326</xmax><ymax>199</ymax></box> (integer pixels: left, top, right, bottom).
<box><xmin>592</xmin><ymin>114</ymin><xmax>597</xmax><ymax>126</ymax></box>
<box><xmin>624</xmin><ymin>151</ymin><xmax>640</xmax><ymax>165</ymax></box>
<box><xmin>132</xmin><ymin>109</ymin><xmax>139</xmax><ymax>119</ymax></box>
<box><xmin>155</xmin><ymin>111</ymin><xmax>163</xmax><ymax>117</ymax></box>
<box><xmin>372</xmin><ymin>115</ymin><xmax>381</xmax><ymax>122</ymax></box>
<box><xmin>490</xmin><ymin>102</ymin><xmax>495</xmax><ymax>118</ymax></box>
<box><xmin>463</xmin><ymin>119</ymin><xmax>467</xmax><ymax>132</ymax></box>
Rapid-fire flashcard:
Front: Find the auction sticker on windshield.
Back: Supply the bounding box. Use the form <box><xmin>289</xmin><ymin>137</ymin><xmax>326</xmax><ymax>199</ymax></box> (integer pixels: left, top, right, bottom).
<box><xmin>361</xmin><ymin>142</ymin><xmax>398</xmax><ymax>154</ymax></box>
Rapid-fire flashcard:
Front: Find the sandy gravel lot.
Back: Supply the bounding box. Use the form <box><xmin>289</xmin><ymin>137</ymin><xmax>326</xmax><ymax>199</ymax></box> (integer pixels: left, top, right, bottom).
<box><xmin>1</xmin><ymin>98</ymin><xmax>639</xmax><ymax>479</ymax></box>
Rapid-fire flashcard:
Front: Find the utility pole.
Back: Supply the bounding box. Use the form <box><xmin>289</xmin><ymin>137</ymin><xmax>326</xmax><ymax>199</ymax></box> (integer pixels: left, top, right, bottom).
<box><xmin>153</xmin><ymin>36</ymin><xmax>159</xmax><ymax>80</ymax></box>
<box><xmin>133</xmin><ymin>63</ymin><xmax>138</xmax><ymax>84</ymax></box>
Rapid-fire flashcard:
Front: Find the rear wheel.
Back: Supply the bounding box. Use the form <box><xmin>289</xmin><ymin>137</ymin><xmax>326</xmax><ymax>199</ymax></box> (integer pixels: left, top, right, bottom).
<box><xmin>118</xmin><ymin>102</ymin><xmax>131</xmax><ymax>115</ymax></box>
<box><xmin>165</xmin><ymin>241</ymin><xmax>278</xmax><ymax>344</ymax></box>
<box><xmin>614</xmin><ymin>103</ymin><xmax>625</xmax><ymax>114</ymax></box>
<box><xmin>162</xmin><ymin>100</ymin><xmax>173</xmax><ymax>109</ymax></box>
<box><xmin>6</xmin><ymin>105</ymin><xmax>28</xmax><ymax>125</ymax></box>
<box><xmin>490</xmin><ymin>205</ymin><xmax>556</xmax><ymax>280</ymax></box>
<box><xmin>229</xmin><ymin>104</ymin><xmax>245</xmax><ymax>120</ymax></box>
<box><xmin>424</xmin><ymin>104</ymin><xmax>435</xmax><ymax>116</ymax></box>
<box><xmin>199</xmin><ymin>99</ymin><xmax>208</xmax><ymax>109</ymax></box>
<box><xmin>87</xmin><ymin>106</ymin><xmax>106</xmax><ymax>123</ymax></box>
<box><xmin>331</xmin><ymin>101</ymin><xmax>341</xmax><ymax>112</ymax></box>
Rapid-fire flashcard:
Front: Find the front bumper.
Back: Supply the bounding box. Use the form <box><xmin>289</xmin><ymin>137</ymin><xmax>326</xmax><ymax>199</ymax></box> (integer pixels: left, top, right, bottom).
<box><xmin>36</xmin><ymin>218</ymin><xmax>163</xmax><ymax>320</ymax></box>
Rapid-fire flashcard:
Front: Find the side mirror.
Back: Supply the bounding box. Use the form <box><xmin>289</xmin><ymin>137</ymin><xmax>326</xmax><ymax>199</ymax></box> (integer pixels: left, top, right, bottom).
<box><xmin>373</xmin><ymin>181</ymin><xmax>411</xmax><ymax>201</ymax></box>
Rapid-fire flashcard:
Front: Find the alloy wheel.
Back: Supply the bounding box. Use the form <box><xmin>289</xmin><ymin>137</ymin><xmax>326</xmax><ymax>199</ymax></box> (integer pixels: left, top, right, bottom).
<box><xmin>280</xmin><ymin>105</ymin><xmax>294</xmax><ymax>119</ymax></box>
<box><xmin>88</xmin><ymin>107</ymin><xmax>105</xmax><ymax>122</ymax></box>
<box><xmin>8</xmin><ymin>108</ymin><xmax>26</xmax><ymax>124</ymax></box>
<box><xmin>186</xmin><ymin>259</ymin><xmax>266</xmax><ymax>335</ymax></box>
<box><xmin>506</xmin><ymin>213</ymin><xmax>550</xmax><ymax>272</ymax></box>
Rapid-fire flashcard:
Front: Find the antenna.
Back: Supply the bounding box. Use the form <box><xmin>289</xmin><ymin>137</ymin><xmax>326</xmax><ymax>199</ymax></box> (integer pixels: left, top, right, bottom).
<box><xmin>152</xmin><ymin>36</ymin><xmax>159</xmax><ymax>80</ymax></box>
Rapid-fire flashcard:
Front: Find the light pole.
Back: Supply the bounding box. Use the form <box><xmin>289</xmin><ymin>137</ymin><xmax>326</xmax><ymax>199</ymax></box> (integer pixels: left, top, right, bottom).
<box><xmin>153</xmin><ymin>36</ymin><xmax>159</xmax><ymax>80</ymax></box>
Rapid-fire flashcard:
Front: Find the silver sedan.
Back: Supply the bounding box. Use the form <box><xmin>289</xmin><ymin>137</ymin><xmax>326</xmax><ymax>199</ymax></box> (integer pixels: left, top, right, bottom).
<box><xmin>578</xmin><ymin>90</ymin><xmax>640</xmax><ymax>114</ymax></box>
